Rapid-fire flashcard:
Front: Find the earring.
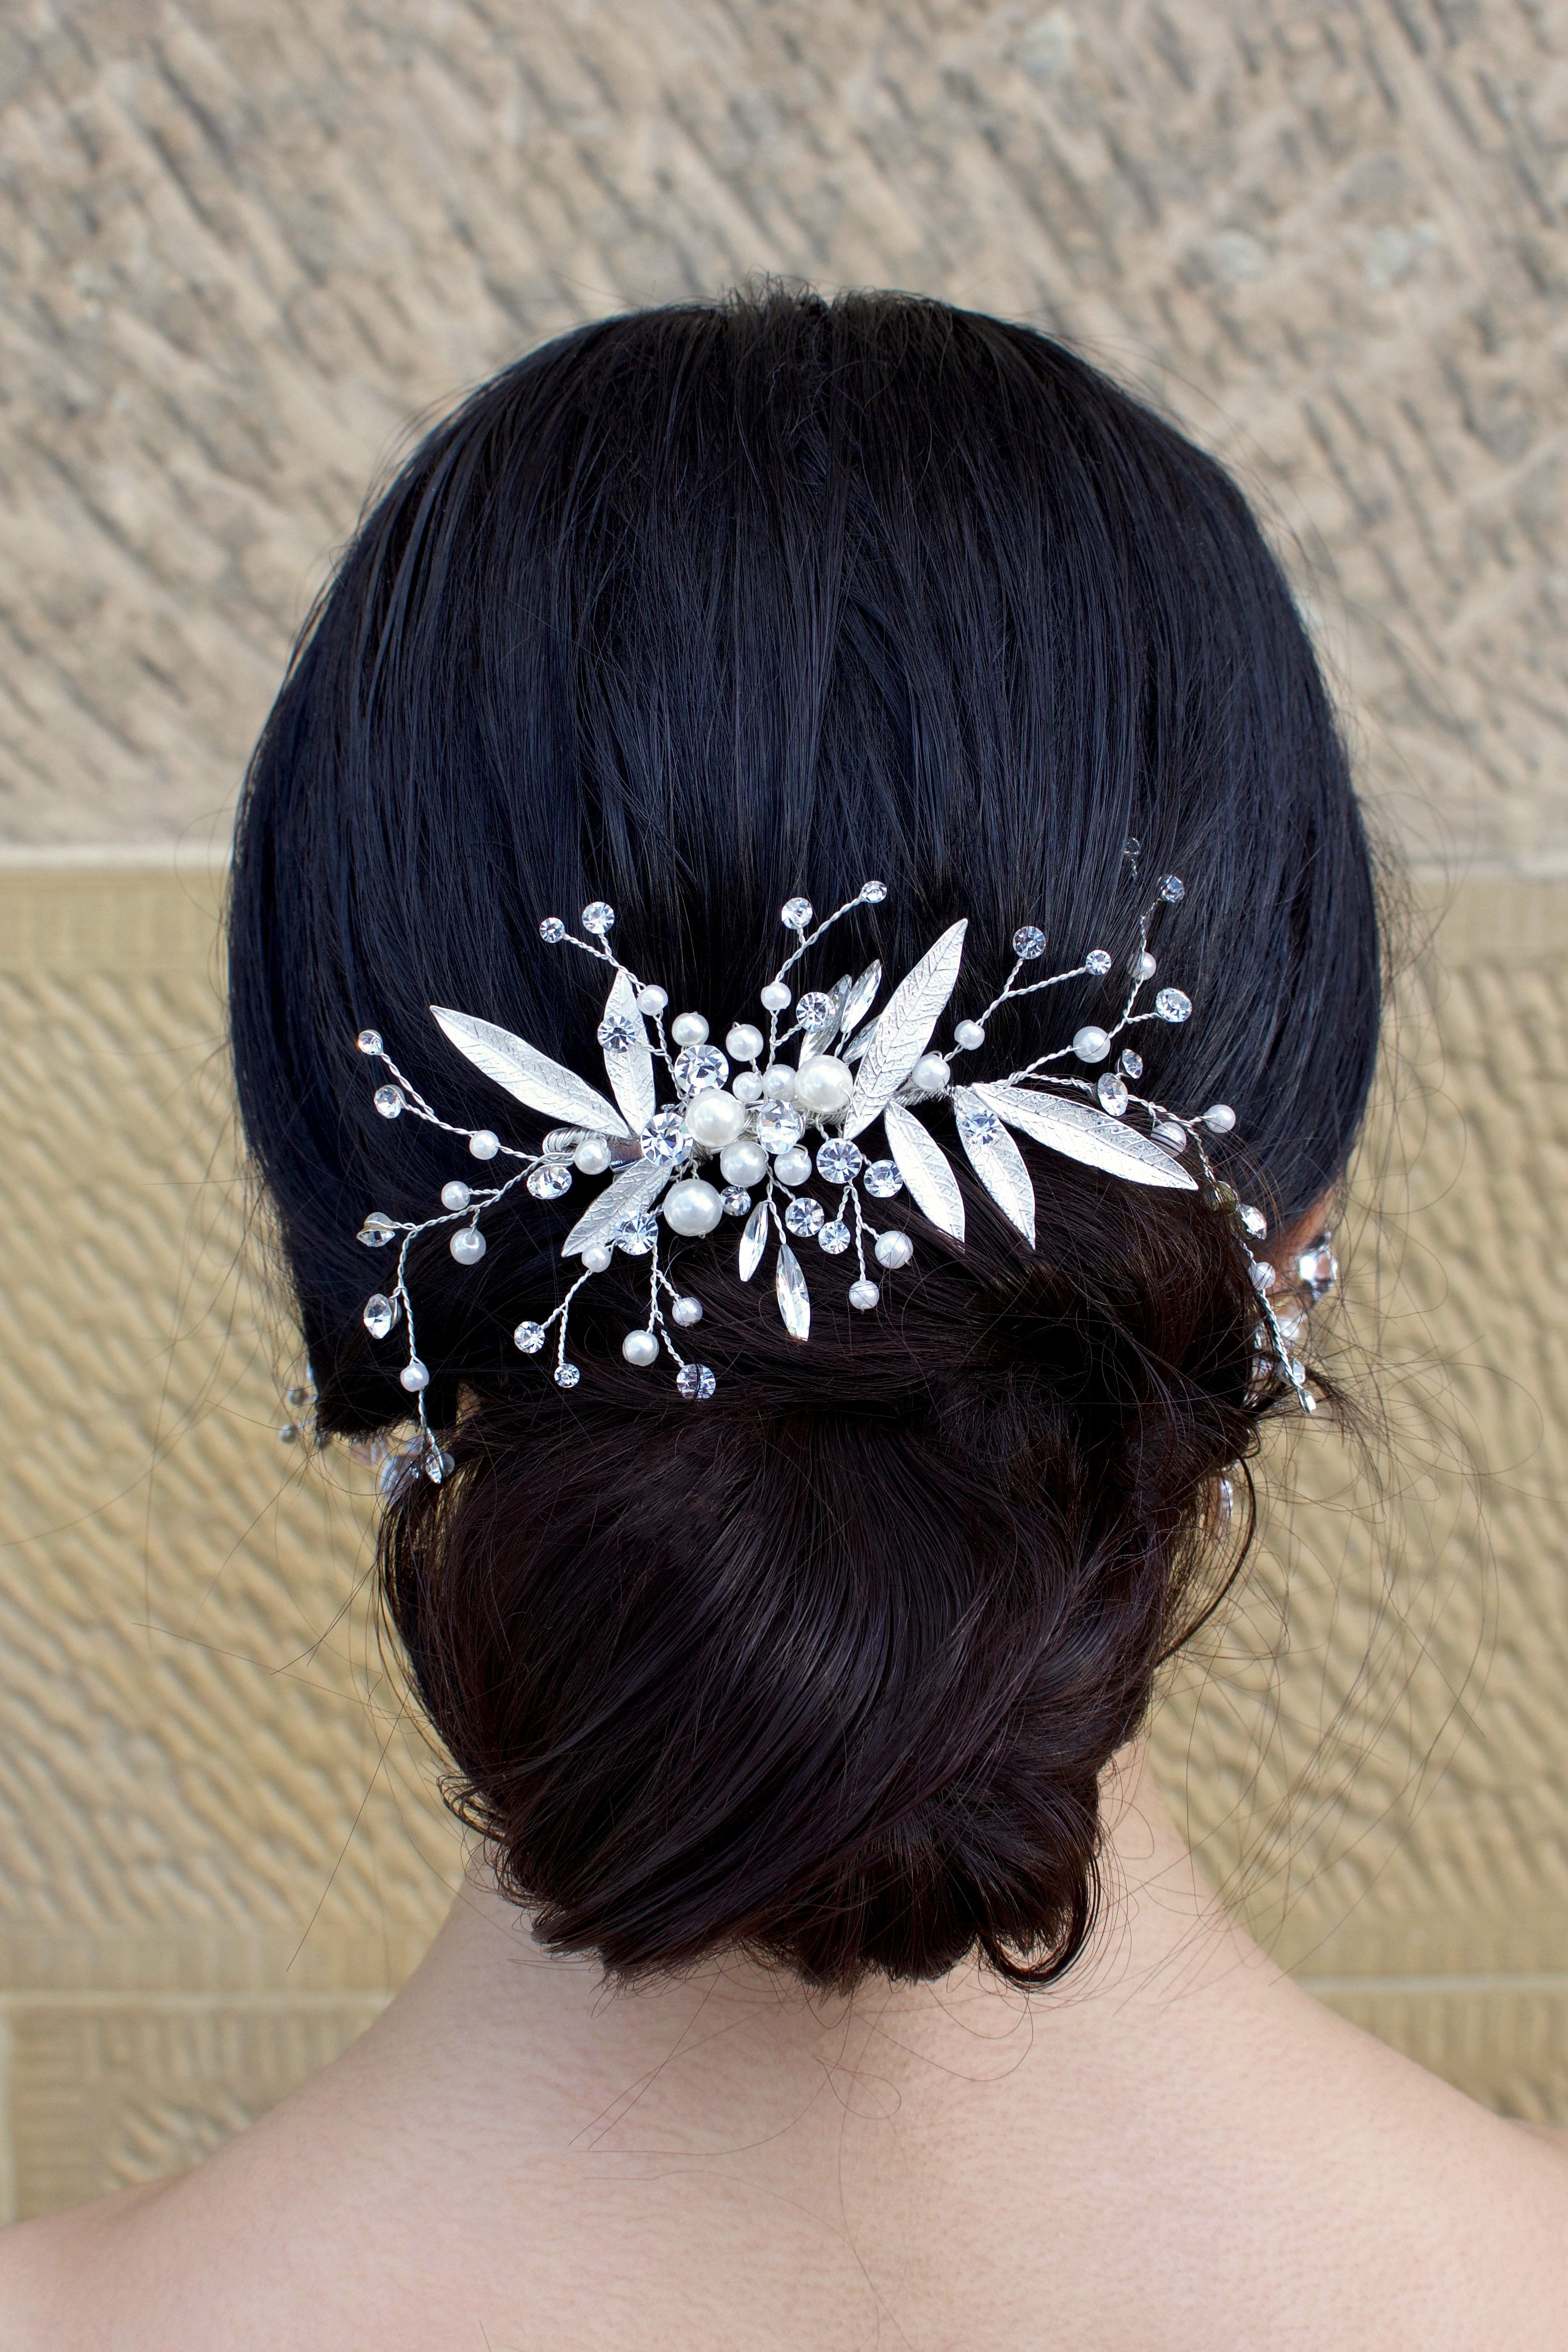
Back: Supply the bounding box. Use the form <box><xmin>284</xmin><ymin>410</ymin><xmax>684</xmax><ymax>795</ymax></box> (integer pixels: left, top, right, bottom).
<box><xmin>1294</xmin><ymin>1229</ymin><xmax>1338</xmax><ymax>1305</ymax></box>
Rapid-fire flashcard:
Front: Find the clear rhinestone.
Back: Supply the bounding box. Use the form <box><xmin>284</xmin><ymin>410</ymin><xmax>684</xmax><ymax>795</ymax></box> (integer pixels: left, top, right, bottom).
<box><xmin>1124</xmin><ymin>836</ymin><xmax>1141</xmax><ymax>860</ymax></box>
<box><xmin>1158</xmin><ymin>874</ymin><xmax>1185</xmax><ymax>903</ymax></box>
<box><xmin>862</xmin><ymin>1159</ymin><xmax>904</xmax><ymax>1198</ymax></box>
<box><xmin>959</xmin><ymin>1105</ymin><xmax>1000</xmax><ymax>1148</ymax></box>
<box><xmin>527</xmin><ymin>1161</ymin><xmax>573</xmax><ymax>1199</ymax></box>
<box><xmin>639</xmin><ymin>1110</ymin><xmax>688</xmax><ymax>1163</ymax></box>
<box><xmin>756</xmin><ymin>1099</ymin><xmax>805</xmax><ymax>1152</ymax></box>
<box><xmin>373</xmin><ymin>1085</ymin><xmax>404</xmax><ymax>1119</ymax></box>
<box><xmin>1154</xmin><ymin>988</ymin><xmax>1192</xmax><ymax>1023</ymax></box>
<box><xmin>355</xmin><ymin>1028</ymin><xmax>383</xmax><ymax>1055</ymax></box>
<box><xmin>362</xmin><ymin>1295</ymin><xmax>396</xmax><ymax>1339</ymax></box>
<box><xmin>816</xmin><ymin>1138</ymin><xmax>863</xmax><ymax>1185</ymax></box>
<box><xmin>597</xmin><ymin>1011</ymin><xmax>641</xmax><ymax>1053</ymax></box>
<box><xmin>784</xmin><ymin>1195</ymin><xmax>824</xmax><ymax>1237</ymax></box>
<box><xmin>1085</xmin><ymin>948</ymin><xmax>1113</xmax><ymax>975</ymax></box>
<box><xmin>1288</xmin><ymin>1357</ymin><xmax>1308</xmax><ymax>1387</ymax></box>
<box><xmin>860</xmin><ymin>879</ymin><xmax>887</xmax><ymax>902</ymax></box>
<box><xmin>817</xmin><ymin>1219</ymin><xmax>852</xmax><ymax>1255</ymax></box>
<box><xmin>775</xmin><ymin>1239</ymin><xmax>811</xmax><ymax>1339</ymax></box>
<box><xmin>554</xmin><ymin>1363</ymin><xmax>582</xmax><ymax>1388</ymax></box>
<box><xmin>539</xmin><ymin>917</ymin><xmax>567</xmax><ymax>943</ymax></box>
<box><xmin>796</xmin><ymin>990</ymin><xmax>836</xmax><ymax>1032</ymax></box>
<box><xmin>356</xmin><ymin>1215</ymin><xmax>396</xmax><ymax>1247</ymax></box>
<box><xmin>1012</xmin><ymin>924</ymin><xmax>1046</xmax><ymax>960</ymax></box>
<box><xmin>1119</xmin><ymin>1049</ymin><xmax>1143</xmax><ymax>1079</ymax></box>
<box><xmin>513</xmin><ymin>1320</ymin><xmax>546</xmax><ymax>1353</ymax></box>
<box><xmin>1097</xmin><ymin>1073</ymin><xmax>1129</xmax><ymax>1117</ymax></box>
<box><xmin>1240</xmin><ymin>1204</ymin><xmax>1268</xmax><ymax>1239</ymax></box>
<box><xmin>1298</xmin><ymin>1241</ymin><xmax>1339</xmax><ymax>1302</ymax></box>
<box><xmin>676</xmin><ymin>1362</ymin><xmax>716</xmax><ymax>1400</ymax></box>
<box><xmin>613</xmin><ymin>1212</ymin><xmax>659</xmax><ymax>1255</ymax></box>
<box><xmin>581</xmin><ymin>902</ymin><xmax>615</xmax><ymax>934</ymax></box>
<box><xmin>672</xmin><ymin>1043</ymin><xmax>729</xmax><ymax>1093</ymax></box>
<box><xmin>721</xmin><ymin>1185</ymin><xmax>753</xmax><ymax>1217</ymax></box>
<box><xmin>781</xmin><ymin>896</ymin><xmax>814</xmax><ymax>931</ymax></box>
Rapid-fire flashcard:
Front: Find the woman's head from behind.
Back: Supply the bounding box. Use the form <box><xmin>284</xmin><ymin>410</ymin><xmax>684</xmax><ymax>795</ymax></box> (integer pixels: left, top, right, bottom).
<box><xmin>230</xmin><ymin>289</ymin><xmax>1380</xmax><ymax>1994</ymax></box>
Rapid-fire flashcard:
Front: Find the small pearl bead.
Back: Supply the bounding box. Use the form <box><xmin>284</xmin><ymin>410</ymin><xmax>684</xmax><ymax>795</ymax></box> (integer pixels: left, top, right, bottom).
<box><xmin>669</xmin><ymin>1011</ymin><xmax>709</xmax><ymax>1047</ymax></box>
<box><xmin>910</xmin><ymin>1053</ymin><xmax>950</xmax><ymax>1092</ymax></box>
<box><xmin>441</xmin><ymin>1180</ymin><xmax>472</xmax><ymax>1211</ymax></box>
<box><xmin>759</xmin><ymin>981</ymin><xmax>792</xmax><ymax>1014</ymax></box>
<box><xmin>761</xmin><ymin>1065</ymin><xmax>796</xmax><ymax>1100</ymax></box>
<box><xmin>792</xmin><ymin>1054</ymin><xmax>854</xmax><ymax>1114</ymax></box>
<box><xmin>1072</xmin><ymin>1026</ymin><xmax>1111</xmax><ymax>1063</ymax></box>
<box><xmin>732</xmin><ymin>1069</ymin><xmax>764</xmax><ymax>1104</ymax></box>
<box><xmin>726</xmin><ymin>1023</ymin><xmax>764</xmax><ymax>1061</ymax></box>
<box><xmin>621</xmin><ymin>1329</ymin><xmax>659</xmax><ymax>1366</ymax></box>
<box><xmin>684</xmin><ymin>1089</ymin><xmax>747</xmax><ymax>1147</ymax></box>
<box><xmin>718</xmin><ymin>1137</ymin><xmax>769</xmax><ymax>1187</ymax></box>
<box><xmin>772</xmin><ymin>1146</ymin><xmax>812</xmax><ymax>1186</ymax></box>
<box><xmin>1134</xmin><ymin>951</ymin><xmax>1157</xmax><ymax>981</ymax></box>
<box><xmin>662</xmin><ymin>1177</ymin><xmax>725</xmax><ymax>1236</ymax></box>
<box><xmin>450</xmin><ymin>1227</ymin><xmax>487</xmax><ymax>1264</ymax></box>
<box><xmin>873</xmin><ymin>1230</ymin><xmax>913</xmax><ymax>1269</ymax></box>
<box><xmin>1202</xmin><ymin>1103</ymin><xmax>1237</xmax><ymax>1134</ymax></box>
<box><xmin>953</xmin><ymin>1020</ymin><xmax>986</xmax><ymax>1051</ymax></box>
<box><xmin>581</xmin><ymin>1243</ymin><xmax>614</xmax><ymax>1274</ymax></box>
<box><xmin>637</xmin><ymin>985</ymin><xmax>668</xmax><ymax>1016</ymax></box>
<box><xmin>671</xmin><ymin>1294</ymin><xmax>703</xmax><ymax>1327</ymax></box>
<box><xmin>468</xmin><ymin>1129</ymin><xmax>500</xmax><ymax>1160</ymax></box>
<box><xmin>399</xmin><ymin>1359</ymin><xmax>430</xmax><ymax>1392</ymax></box>
<box><xmin>848</xmin><ymin>1279</ymin><xmax>880</xmax><ymax>1310</ymax></box>
<box><xmin>574</xmin><ymin>1134</ymin><xmax>613</xmax><ymax>1174</ymax></box>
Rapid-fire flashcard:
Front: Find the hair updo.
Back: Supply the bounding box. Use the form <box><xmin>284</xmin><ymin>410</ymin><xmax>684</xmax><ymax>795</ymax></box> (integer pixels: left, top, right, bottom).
<box><xmin>230</xmin><ymin>289</ymin><xmax>1381</xmax><ymax>1991</ymax></box>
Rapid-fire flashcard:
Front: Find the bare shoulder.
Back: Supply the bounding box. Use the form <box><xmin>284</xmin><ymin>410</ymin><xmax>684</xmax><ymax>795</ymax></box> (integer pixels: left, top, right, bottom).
<box><xmin>0</xmin><ymin>2184</ymin><xmax>166</xmax><ymax>2350</ymax></box>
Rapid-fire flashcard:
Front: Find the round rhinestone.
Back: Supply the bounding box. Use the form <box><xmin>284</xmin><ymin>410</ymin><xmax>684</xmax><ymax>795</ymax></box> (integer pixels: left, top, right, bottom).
<box><xmin>639</xmin><ymin>1110</ymin><xmax>688</xmax><ymax>1163</ymax></box>
<box><xmin>597</xmin><ymin>1012</ymin><xmax>641</xmax><ymax>1053</ymax></box>
<box><xmin>513</xmin><ymin>1320</ymin><xmax>546</xmax><ymax>1353</ymax></box>
<box><xmin>1119</xmin><ymin>1050</ymin><xmax>1143</xmax><ymax>1080</ymax></box>
<box><xmin>672</xmin><ymin>1043</ymin><xmax>729</xmax><ymax>1093</ymax></box>
<box><xmin>355</xmin><ymin>1028</ymin><xmax>383</xmax><ymax>1055</ymax></box>
<box><xmin>1085</xmin><ymin>948</ymin><xmax>1113</xmax><ymax>975</ymax></box>
<box><xmin>1097</xmin><ymin>1073</ymin><xmax>1129</xmax><ymax>1117</ymax></box>
<box><xmin>613</xmin><ymin>1213</ymin><xmax>659</xmax><ymax>1255</ymax></box>
<box><xmin>781</xmin><ymin>896</ymin><xmax>814</xmax><ymax>931</ymax></box>
<box><xmin>1154</xmin><ymin>988</ymin><xmax>1192</xmax><ymax>1023</ymax></box>
<box><xmin>756</xmin><ymin>1099</ymin><xmax>805</xmax><ymax>1152</ymax></box>
<box><xmin>1012</xmin><ymin>924</ymin><xmax>1046</xmax><ymax>960</ymax></box>
<box><xmin>554</xmin><ymin>1363</ymin><xmax>582</xmax><ymax>1388</ymax></box>
<box><xmin>816</xmin><ymin>1138</ymin><xmax>863</xmax><ymax>1185</ymax></box>
<box><xmin>373</xmin><ymin>1085</ymin><xmax>404</xmax><ymax>1119</ymax></box>
<box><xmin>860</xmin><ymin>879</ymin><xmax>887</xmax><ymax>902</ymax></box>
<box><xmin>721</xmin><ymin>1186</ymin><xmax>753</xmax><ymax>1217</ymax></box>
<box><xmin>958</xmin><ymin>1105</ymin><xmax>1000</xmax><ymax>1148</ymax></box>
<box><xmin>676</xmin><ymin>1362</ymin><xmax>717</xmax><ymax>1401</ymax></box>
<box><xmin>539</xmin><ymin>917</ymin><xmax>567</xmax><ymax>943</ymax></box>
<box><xmin>784</xmin><ymin>1195</ymin><xmax>825</xmax><ymax>1238</ymax></box>
<box><xmin>581</xmin><ymin>902</ymin><xmax>615</xmax><ymax>934</ymax></box>
<box><xmin>817</xmin><ymin>1219</ymin><xmax>852</xmax><ymax>1254</ymax></box>
<box><xmin>1158</xmin><ymin>874</ymin><xmax>1185</xmax><ymax>903</ymax></box>
<box><xmin>862</xmin><ymin>1159</ymin><xmax>904</xmax><ymax>1198</ymax></box>
<box><xmin>796</xmin><ymin>990</ymin><xmax>836</xmax><ymax>1032</ymax></box>
<box><xmin>526</xmin><ymin>1161</ymin><xmax>573</xmax><ymax>1199</ymax></box>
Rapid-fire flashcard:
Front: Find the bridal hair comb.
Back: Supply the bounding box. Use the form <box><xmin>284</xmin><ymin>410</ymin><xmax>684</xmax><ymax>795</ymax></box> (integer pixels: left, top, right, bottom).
<box><xmin>349</xmin><ymin>848</ymin><xmax>1318</xmax><ymax>1483</ymax></box>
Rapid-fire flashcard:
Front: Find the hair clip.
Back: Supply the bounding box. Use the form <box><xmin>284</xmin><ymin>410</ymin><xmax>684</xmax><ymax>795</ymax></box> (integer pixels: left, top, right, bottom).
<box><xmin>350</xmin><ymin>857</ymin><xmax>1312</xmax><ymax>1481</ymax></box>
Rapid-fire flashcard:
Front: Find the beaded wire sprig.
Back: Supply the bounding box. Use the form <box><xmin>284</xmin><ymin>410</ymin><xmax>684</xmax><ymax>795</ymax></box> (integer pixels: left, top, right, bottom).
<box><xmin>351</xmin><ymin>851</ymin><xmax>1316</xmax><ymax>1483</ymax></box>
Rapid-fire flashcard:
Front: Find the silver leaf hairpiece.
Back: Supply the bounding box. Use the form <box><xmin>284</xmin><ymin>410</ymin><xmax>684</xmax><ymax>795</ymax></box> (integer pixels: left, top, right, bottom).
<box><xmin>350</xmin><ymin>850</ymin><xmax>1317</xmax><ymax>1484</ymax></box>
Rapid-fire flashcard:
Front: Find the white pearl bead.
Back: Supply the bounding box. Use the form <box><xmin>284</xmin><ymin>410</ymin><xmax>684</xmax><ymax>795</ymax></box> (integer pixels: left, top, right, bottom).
<box><xmin>848</xmin><ymin>1279</ymin><xmax>880</xmax><ymax>1310</ymax></box>
<box><xmin>450</xmin><ymin>1227</ymin><xmax>487</xmax><ymax>1264</ymax></box>
<box><xmin>732</xmin><ymin>1069</ymin><xmax>764</xmax><ymax>1104</ymax></box>
<box><xmin>468</xmin><ymin>1129</ymin><xmax>500</xmax><ymax>1159</ymax></box>
<box><xmin>759</xmin><ymin>981</ymin><xmax>792</xmax><ymax>1014</ymax></box>
<box><xmin>1134</xmin><ymin>952</ymin><xmax>1157</xmax><ymax>980</ymax></box>
<box><xmin>399</xmin><ymin>1358</ymin><xmax>430</xmax><ymax>1391</ymax></box>
<box><xmin>772</xmin><ymin>1146</ymin><xmax>812</xmax><ymax>1186</ymax></box>
<box><xmin>726</xmin><ymin>1023</ymin><xmax>765</xmax><ymax>1061</ymax></box>
<box><xmin>718</xmin><ymin>1137</ymin><xmax>769</xmax><ymax>1187</ymax></box>
<box><xmin>910</xmin><ymin>1053</ymin><xmax>950</xmax><ymax>1092</ymax></box>
<box><xmin>637</xmin><ymin>985</ymin><xmax>668</xmax><ymax>1015</ymax></box>
<box><xmin>621</xmin><ymin>1329</ymin><xmax>659</xmax><ymax>1366</ymax></box>
<box><xmin>662</xmin><ymin>1177</ymin><xmax>724</xmax><ymax>1236</ymax></box>
<box><xmin>874</xmin><ymin>1230</ymin><xmax>913</xmax><ymax>1269</ymax></box>
<box><xmin>573</xmin><ymin>1134</ymin><xmax>613</xmax><ymax>1174</ymax></box>
<box><xmin>440</xmin><ymin>1180</ymin><xmax>472</xmax><ymax>1211</ymax></box>
<box><xmin>953</xmin><ymin>1020</ymin><xmax>986</xmax><ymax>1050</ymax></box>
<box><xmin>684</xmin><ymin>1089</ymin><xmax>747</xmax><ymax>1147</ymax></box>
<box><xmin>1072</xmin><ymin>1025</ymin><xmax>1111</xmax><ymax>1063</ymax></box>
<box><xmin>669</xmin><ymin>1011</ymin><xmax>709</xmax><ymax>1047</ymax></box>
<box><xmin>1202</xmin><ymin>1103</ymin><xmax>1237</xmax><ymax>1134</ymax></box>
<box><xmin>671</xmin><ymin>1294</ymin><xmax>703</xmax><ymax>1327</ymax></box>
<box><xmin>760</xmin><ymin>1065</ymin><xmax>797</xmax><ymax>1100</ymax></box>
<box><xmin>581</xmin><ymin>1243</ymin><xmax>614</xmax><ymax>1274</ymax></box>
<box><xmin>791</xmin><ymin>1054</ymin><xmax>854</xmax><ymax>1114</ymax></box>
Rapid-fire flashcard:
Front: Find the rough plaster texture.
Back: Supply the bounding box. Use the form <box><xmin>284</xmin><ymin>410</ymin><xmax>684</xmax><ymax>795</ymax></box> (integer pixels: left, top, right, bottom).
<box><xmin>0</xmin><ymin>0</ymin><xmax>1565</xmax><ymax>2220</ymax></box>
<box><xmin>1</xmin><ymin>0</ymin><xmax>1566</xmax><ymax>865</ymax></box>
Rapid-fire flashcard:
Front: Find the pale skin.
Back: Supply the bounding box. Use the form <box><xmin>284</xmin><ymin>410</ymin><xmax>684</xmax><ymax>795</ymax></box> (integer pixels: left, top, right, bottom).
<box><xmin>0</xmin><ymin>1741</ymin><xmax>1565</xmax><ymax>2352</ymax></box>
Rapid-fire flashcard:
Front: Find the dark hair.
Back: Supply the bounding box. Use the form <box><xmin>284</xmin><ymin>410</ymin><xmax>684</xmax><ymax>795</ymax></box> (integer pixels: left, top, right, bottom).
<box><xmin>229</xmin><ymin>289</ymin><xmax>1381</xmax><ymax>1991</ymax></box>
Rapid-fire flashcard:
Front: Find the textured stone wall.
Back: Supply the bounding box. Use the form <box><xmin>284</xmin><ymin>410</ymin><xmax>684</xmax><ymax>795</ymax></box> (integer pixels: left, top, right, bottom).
<box><xmin>0</xmin><ymin>0</ymin><xmax>1565</xmax><ymax>2214</ymax></box>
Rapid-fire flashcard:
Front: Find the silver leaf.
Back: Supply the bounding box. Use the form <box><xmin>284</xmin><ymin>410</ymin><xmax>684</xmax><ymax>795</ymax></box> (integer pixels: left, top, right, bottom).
<box><xmin>837</xmin><ymin>959</ymin><xmax>882</xmax><ymax>1045</ymax></box>
<box><xmin>799</xmin><ymin>974</ymin><xmax>852</xmax><ymax>1064</ymax></box>
<box><xmin>883</xmin><ymin>1099</ymin><xmax>965</xmax><ymax>1243</ymax></box>
<box><xmin>738</xmin><ymin>1200</ymin><xmax>770</xmax><ymax>1281</ymax></box>
<box><xmin>841</xmin><ymin>1014</ymin><xmax>879</xmax><ymax>1066</ymax></box>
<box><xmin>560</xmin><ymin>1155</ymin><xmax>672</xmax><ymax>1258</ymax></box>
<box><xmin>775</xmin><ymin>1237</ymin><xmax>811</xmax><ymax>1340</ymax></box>
<box><xmin>843</xmin><ymin>921</ymin><xmax>967</xmax><ymax>1140</ymax></box>
<box><xmin>974</xmin><ymin>1082</ymin><xmax>1199</xmax><ymax>1192</ymax></box>
<box><xmin>599</xmin><ymin>967</ymin><xmax>656</xmax><ymax>1129</ymax></box>
<box><xmin>431</xmin><ymin>1007</ymin><xmax>632</xmax><ymax>1139</ymax></box>
<box><xmin>952</xmin><ymin>1085</ymin><xmax>1036</xmax><ymax>1246</ymax></box>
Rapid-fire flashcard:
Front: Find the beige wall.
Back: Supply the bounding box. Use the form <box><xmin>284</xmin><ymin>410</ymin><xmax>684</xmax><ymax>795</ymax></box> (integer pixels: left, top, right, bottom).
<box><xmin>0</xmin><ymin>0</ymin><xmax>1565</xmax><ymax>2214</ymax></box>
